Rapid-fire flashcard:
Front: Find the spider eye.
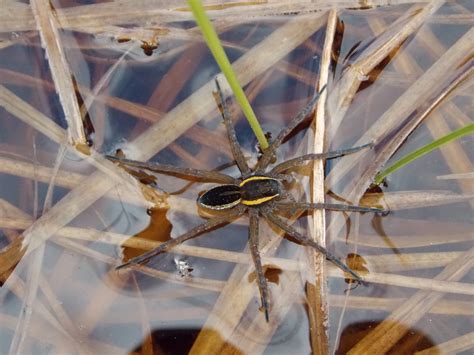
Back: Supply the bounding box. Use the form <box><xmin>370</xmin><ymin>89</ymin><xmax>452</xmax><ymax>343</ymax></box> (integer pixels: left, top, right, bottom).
<box><xmin>198</xmin><ymin>185</ymin><xmax>241</xmax><ymax>210</ymax></box>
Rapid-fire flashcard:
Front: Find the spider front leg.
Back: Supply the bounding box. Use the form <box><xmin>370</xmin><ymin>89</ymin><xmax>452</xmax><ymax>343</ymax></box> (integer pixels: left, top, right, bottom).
<box><xmin>248</xmin><ymin>208</ymin><xmax>270</xmax><ymax>322</ymax></box>
<box><xmin>270</xmin><ymin>142</ymin><xmax>373</xmax><ymax>174</ymax></box>
<box><xmin>116</xmin><ymin>206</ymin><xmax>246</xmax><ymax>270</ymax></box>
<box><xmin>107</xmin><ymin>155</ymin><xmax>237</xmax><ymax>184</ymax></box>
<box><xmin>255</xmin><ymin>85</ymin><xmax>327</xmax><ymax>172</ymax></box>
<box><xmin>262</xmin><ymin>209</ymin><xmax>366</xmax><ymax>284</ymax></box>
<box><xmin>215</xmin><ymin>78</ymin><xmax>251</xmax><ymax>176</ymax></box>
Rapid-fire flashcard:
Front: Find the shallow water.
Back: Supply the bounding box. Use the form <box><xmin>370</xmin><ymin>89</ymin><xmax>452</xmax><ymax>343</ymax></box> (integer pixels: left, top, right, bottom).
<box><xmin>0</xmin><ymin>1</ymin><xmax>472</xmax><ymax>354</ymax></box>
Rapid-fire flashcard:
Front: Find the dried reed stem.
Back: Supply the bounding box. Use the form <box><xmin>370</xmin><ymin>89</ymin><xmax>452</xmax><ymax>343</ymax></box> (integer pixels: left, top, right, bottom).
<box><xmin>0</xmin><ymin>202</ymin><xmax>91</xmax><ymax>353</ymax></box>
<box><xmin>348</xmin><ymin>247</ymin><xmax>474</xmax><ymax>354</ymax></box>
<box><xmin>0</xmin><ymin>2</ymin><xmax>471</xmax><ymax>353</ymax></box>
<box><xmin>14</xmin><ymin>10</ymin><xmax>329</xmax><ymax>266</ymax></box>
<box><xmin>364</xmin><ymin>271</ymin><xmax>474</xmax><ymax>296</ymax></box>
<box><xmin>327</xmin><ymin>27</ymin><xmax>474</xmax><ymax>248</ymax></box>
<box><xmin>330</xmin><ymin>295</ymin><xmax>473</xmax><ymax>316</ymax></box>
<box><xmin>0</xmin><ymin>85</ymin><xmax>137</xmax><ymax>193</ymax></box>
<box><xmin>0</xmin><ymin>1</ymin><xmax>439</xmax><ymax>33</ymax></box>
<box><xmin>2</xmin><ymin>215</ymin><xmax>465</xmax><ymax>274</ymax></box>
<box><xmin>30</xmin><ymin>0</ymin><xmax>86</xmax><ymax>145</ymax></box>
<box><xmin>0</xmin><ymin>85</ymin><xmax>65</xmax><ymax>144</ymax></box>
<box><xmin>407</xmin><ymin>25</ymin><xmax>474</xmax><ymax>207</ymax></box>
<box><xmin>326</xmin><ymin>0</ymin><xmax>445</xmax><ymax>142</ymax></box>
<box><xmin>437</xmin><ymin>172</ymin><xmax>474</xmax><ymax>180</ymax></box>
<box><xmin>361</xmin><ymin>190</ymin><xmax>474</xmax><ymax>210</ymax></box>
<box><xmin>333</xmin><ymin>30</ymin><xmax>473</xmax><ymax>187</ymax></box>
<box><xmin>307</xmin><ymin>9</ymin><xmax>337</xmax><ymax>354</ymax></box>
<box><xmin>415</xmin><ymin>331</ymin><xmax>474</xmax><ymax>354</ymax></box>
<box><xmin>189</xmin><ymin>14</ymin><xmax>329</xmax><ymax>355</ymax></box>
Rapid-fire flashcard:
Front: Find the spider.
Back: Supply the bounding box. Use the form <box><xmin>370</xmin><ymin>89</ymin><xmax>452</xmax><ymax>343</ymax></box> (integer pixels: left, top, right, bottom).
<box><xmin>107</xmin><ymin>79</ymin><xmax>382</xmax><ymax>321</ymax></box>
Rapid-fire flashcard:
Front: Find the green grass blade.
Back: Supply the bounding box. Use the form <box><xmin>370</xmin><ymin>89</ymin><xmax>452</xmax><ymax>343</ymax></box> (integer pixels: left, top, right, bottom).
<box><xmin>374</xmin><ymin>123</ymin><xmax>474</xmax><ymax>185</ymax></box>
<box><xmin>188</xmin><ymin>0</ymin><xmax>269</xmax><ymax>149</ymax></box>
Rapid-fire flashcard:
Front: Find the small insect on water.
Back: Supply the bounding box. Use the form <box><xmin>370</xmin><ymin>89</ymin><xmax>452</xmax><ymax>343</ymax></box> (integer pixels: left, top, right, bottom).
<box><xmin>107</xmin><ymin>79</ymin><xmax>383</xmax><ymax>321</ymax></box>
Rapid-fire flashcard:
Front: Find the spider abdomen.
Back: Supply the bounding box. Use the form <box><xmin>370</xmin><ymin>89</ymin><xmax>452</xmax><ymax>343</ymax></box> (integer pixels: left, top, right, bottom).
<box><xmin>240</xmin><ymin>176</ymin><xmax>281</xmax><ymax>206</ymax></box>
<box><xmin>197</xmin><ymin>176</ymin><xmax>282</xmax><ymax>210</ymax></box>
<box><xmin>198</xmin><ymin>184</ymin><xmax>241</xmax><ymax>210</ymax></box>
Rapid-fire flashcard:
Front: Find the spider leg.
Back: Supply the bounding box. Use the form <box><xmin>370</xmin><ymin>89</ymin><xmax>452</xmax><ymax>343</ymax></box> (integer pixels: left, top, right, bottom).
<box><xmin>262</xmin><ymin>210</ymin><xmax>366</xmax><ymax>284</ymax></box>
<box><xmin>215</xmin><ymin>78</ymin><xmax>251</xmax><ymax>175</ymax></box>
<box><xmin>270</xmin><ymin>143</ymin><xmax>373</xmax><ymax>174</ymax></box>
<box><xmin>167</xmin><ymin>159</ymin><xmax>248</xmax><ymax>195</ymax></box>
<box><xmin>106</xmin><ymin>155</ymin><xmax>237</xmax><ymax>184</ymax></box>
<box><xmin>116</xmin><ymin>206</ymin><xmax>246</xmax><ymax>270</ymax></box>
<box><xmin>255</xmin><ymin>85</ymin><xmax>327</xmax><ymax>172</ymax></box>
<box><xmin>271</xmin><ymin>173</ymin><xmax>295</xmax><ymax>185</ymax></box>
<box><xmin>248</xmin><ymin>208</ymin><xmax>270</xmax><ymax>322</ymax></box>
<box><xmin>276</xmin><ymin>202</ymin><xmax>383</xmax><ymax>214</ymax></box>
<box><xmin>278</xmin><ymin>191</ymin><xmax>299</xmax><ymax>215</ymax></box>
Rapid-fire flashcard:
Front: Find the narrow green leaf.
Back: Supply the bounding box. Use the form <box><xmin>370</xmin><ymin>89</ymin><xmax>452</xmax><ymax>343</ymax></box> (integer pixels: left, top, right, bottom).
<box><xmin>374</xmin><ymin>123</ymin><xmax>474</xmax><ymax>185</ymax></box>
<box><xmin>187</xmin><ymin>0</ymin><xmax>269</xmax><ymax>149</ymax></box>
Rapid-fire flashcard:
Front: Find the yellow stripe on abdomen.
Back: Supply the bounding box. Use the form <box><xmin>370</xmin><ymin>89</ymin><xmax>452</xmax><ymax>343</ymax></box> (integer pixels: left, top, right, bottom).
<box><xmin>239</xmin><ymin>176</ymin><xmax>277</xmax><ymax>187</ymax></box>
<box><xmin>241</xmin><ymin>195</ymin><xmax>277</xmax><ymax>206</ymax></box>
<box><xmin>200</xmin><ymin>198</ymin><xmax>242</xmax><ymax>210</ymax></box>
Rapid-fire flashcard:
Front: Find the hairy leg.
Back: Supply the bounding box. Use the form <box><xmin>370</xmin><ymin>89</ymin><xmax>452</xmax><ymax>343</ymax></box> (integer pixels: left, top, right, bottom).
<box><xmin>107</xmin><ymin>155</ymin><xmax>237</xmax><ymax>184</ymax></box>
<box><xmin>215</xmin><ymin>78</ymin><xmax>251</xmax><ymax>175</ymax></box>
<box><xmin>248</xmin><ymin>208</ymin><xmax>270</xmax><ymax>321</ymax></box>
<box><xmin>270</xmin><ymin>142</ymin><xmax>373</xmax><ymax>174</ymax></box>
<box><xmin>262</xmin><ymin>209</ymin><xmax>366</xmax><ymax>284</ymax></box>
<box><xmin>116</xmin><ymin>206</ymin><xmax>246</xmax><ymax>269</ymax></box>
<box><xmin>255</xmin><ymin>85</ymin><xmax>327</xmax><ymax>172</ymax></box>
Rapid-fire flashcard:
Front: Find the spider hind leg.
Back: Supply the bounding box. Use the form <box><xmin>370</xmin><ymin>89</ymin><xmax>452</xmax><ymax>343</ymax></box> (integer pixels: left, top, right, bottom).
<box><xmin>262</xmin><ymin>210</ymin><xmax>365</xmax><ymax>284</ymax></box>
<box><xmin>116</xmin><ymin>206</ymin><xmax>246</xmax><ymax>270</ymax></box>
<box><xmin>276</xmin><ymin>202</ymin><xmax>383</xmax><ymax>214</ymax></box>
<box><xmin>248</xmin><ymin>209</ymin><xmax>271</xmax><ymax>322</ymax></box>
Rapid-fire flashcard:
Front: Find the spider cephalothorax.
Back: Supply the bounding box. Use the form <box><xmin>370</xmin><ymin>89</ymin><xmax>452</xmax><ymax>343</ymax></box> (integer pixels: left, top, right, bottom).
<box><xmin>108</xmin><ymin>79</ymin><xmax>382</xmax><ymax>321</ymax></box>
